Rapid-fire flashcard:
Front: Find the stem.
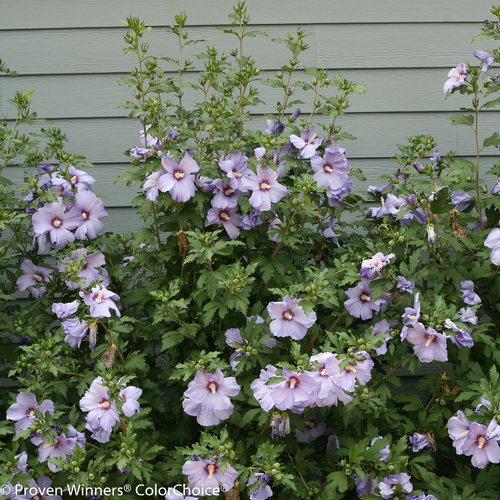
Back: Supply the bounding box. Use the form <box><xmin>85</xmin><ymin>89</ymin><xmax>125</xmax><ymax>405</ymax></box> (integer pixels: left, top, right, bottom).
<box><xmin>278</xmin><ymin>70</ymin><xmax>293</xmax><ymax>124</ymax></box>
<box><xmin>178</xmin><ymin>31</ymin><xmax>184</xmax><ymax>122</ymax></box>
<box><xmin>307</xmin><ymin>84</ymin><xmax>320</xmax><ymax>128</ymax></box>
<box><xmin>151</xmin><ymin>201</ymin><xmax>162</xmax><ymax>249</ymax></box>
<box><xmin>474</xmin><ymin>98</ymin><xmax>483</xmax><ymax>229</ymax></box>
<box><xmin>99</xmin><ymin>320</ymin><xmax>127</xmax><ymax>365</ymax></box>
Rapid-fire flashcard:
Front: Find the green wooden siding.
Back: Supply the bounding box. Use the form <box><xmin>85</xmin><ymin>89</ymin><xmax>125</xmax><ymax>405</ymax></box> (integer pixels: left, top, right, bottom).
<box><xmin>1</xmin><ymin>0</ymin><xmax>498</xmax><ymax>232</ymax></box>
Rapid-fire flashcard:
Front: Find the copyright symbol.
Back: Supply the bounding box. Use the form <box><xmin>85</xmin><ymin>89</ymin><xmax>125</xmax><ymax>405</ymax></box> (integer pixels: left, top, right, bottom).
<box><xmin>0</xmin><ymin>485</ymin><xmax>12</xmax><ymax>496</ymax></box>
<box><xmin>220</xmin><ymin>484</ymin><xmax>229</xmax><ymax>492</ymax></box>
<box><xmin>124</xmin><ymin>484</ymin><xmax>131</xmax><ymax>492</ymax></box>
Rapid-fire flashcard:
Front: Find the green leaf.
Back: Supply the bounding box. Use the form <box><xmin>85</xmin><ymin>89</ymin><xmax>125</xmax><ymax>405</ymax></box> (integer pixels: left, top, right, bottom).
<box><xmin>449</xmin><ymin>114</ymin><xmax>474</xmax><ymax>126</ymax></box>
<box><xmin>483</xmin><ymin>132</ymin><xmax>500</xmax><ymax>148</ymax></box>
<box><xmin>481</xmin><ymin>96</ymin><xmax>500</xmax><ymax>109</ymax></box>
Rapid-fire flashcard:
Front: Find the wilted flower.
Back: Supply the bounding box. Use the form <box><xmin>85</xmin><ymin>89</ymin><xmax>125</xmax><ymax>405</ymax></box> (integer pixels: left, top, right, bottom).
<box><xmin>444</xmin><ymin>319</ymin><xmax>474</xmax><ymax>348</ymax></box>
<box><xmin>451</xmin><ymin>190</ymin><xmax>472</xmax><ymax>211</ymax></box>
<box><xmin>395</xmin><ymin>276</ymin><xmax>415</xmax><ymax>294</ymax></box>
<box><xmin>460</xmin><ymin>280</ymin><xmax>481</xmax><ymax>306</ymax></box>
<box><xmin>270</xmin><ymin>412</ymin><xmax>291</xmax><ymax>438</ymax></box>
<box><xmin>51</xmin><ymin>300</ymin><xmax>79</xmax><ymax>319</ymax></box>
<box><xmin>409</xmin><ymin>433</ymin><xmax>432</xmax><ymax>452</ymax></box>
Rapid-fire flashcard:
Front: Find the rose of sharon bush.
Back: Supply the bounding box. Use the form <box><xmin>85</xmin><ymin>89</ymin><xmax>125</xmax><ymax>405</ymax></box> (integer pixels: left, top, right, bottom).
<box><xmin>1</xmin><ymin>3</ymin><xmax>500</xmax><ymax>500</ymax></box>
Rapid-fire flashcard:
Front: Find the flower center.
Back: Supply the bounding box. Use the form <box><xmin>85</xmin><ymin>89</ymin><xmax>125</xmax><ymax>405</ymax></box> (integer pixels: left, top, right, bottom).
<box><xmin>260</xmin><ymin>181</ymin><xmax>271</xmax><ymax>191</ymax></box>
<box><xmin>205</xmin><ymin>463</ymin><xmax>217</xmax><ymax>476</ymax></box>
<box><xmin>408</xmin><ymin>314</ymin><xmax>416</xmax><ymax>320</ymax></box>
<box><xmin>273</xmin><ymin>154</ymin><xmax>278</xmax><ymax>164</ymax></box>
<box><xmin>51</xmin><ymin>217</ymin><xmax>62</xmax><ymax>228</ymax></box>
<box><xmin>288</xmin><ymin>376</ymin><xmax>299</xmax><ymax>389</ymax></box>
<box><xmin>450</xmin><ymin>71</ymin><xmax>463</xmax><ymax>78</ymax></box>
<box><xmin>233</xmin><ymin>171</ymin><xmax>243</xmax><ymax>178</ymax></box>
<box><xmin>478</xmin><ymin>436</ymin><xmax>487</xmax><ymax>449</ymax></box>
<box><xmin>207</xmin><ymin>382</ymin><xmax>218</xmax><ymax>394</ymax></box>
<box><xmin>224</xmin><ymin>188</ymin><xmax>235</xmax><ymax>196</ymax></box>
<box><xmin>360</xmin><ymin>293</ymin><xmax>371</xmax><ymax>302</ymax></box>
<box><xmin>174</xmin><ymin>170</ymin><xmax>185</xmax><ymax>180</ymax></box>
<box><xmin>94</xmin><ymin>292</ymin><xmax>103</xmax><ymax>304</ymax></box>
<box><xmin>98</xmin><ymin>400</ymin><xmax>110</xmax><ymax>409</ymax></box>
<box><xmin>33</xmin><ymin>495</ymin><xmax>42</xmax><ymax>500</ymax></box>
<box><xmin>70</xmin><ymin>175</ymin><xmax>78</xmax><ymax>185</ymax></box>
<box><xmin>282</xmin><ymin>310</ymin><xmax>293</xmax><ymax>321</ymax></box>
<box><xmin>319</xmin><ymin>365</ymin><xmax>327</xmax><ymax>377</ymax></box>
<box><xmin>425</xmin><ymin>334</ymin><xmax>436</xmax><ymax>347</ymax></box>
<box><xmin>220</xmin><ymin>211</ymin><xmax>230</xmax><ymax>221</ymax></box>
<box><xmin>33</xmin><ymin>273</ymin><xmax>44</xmax><ymax>282</ymax></box>
<box><xmin>324</xmin><ymin>164</ymin><xmax>333</xmax><ymax>173</ymax></box>
<box><xmin>307</xmin><ymin>133</ymin><xmax>317</xmax><ymax>144</ymax></box>
<box><xmin>27</xmin><ymin>408</ymin><xmax>35</xmax><ymax>417</ymax></box>
<box><xmin>150</xmin><ymin>179</ymin><xmax>157</xmax><ymax>184</ymax></box>
<box><xmin>81</xmin><ymin>210</ymin><xmax>89</xmax><ymax>220</ymax></box>
<box><xmin>345</xmin><ymin>363</ymin><xmax>357</xmax><ymax>373</ymax></box>
<box><xmin>460</xmin><ymin>429</ymin><xmax>469</xmax><ymax>437</ymax></box>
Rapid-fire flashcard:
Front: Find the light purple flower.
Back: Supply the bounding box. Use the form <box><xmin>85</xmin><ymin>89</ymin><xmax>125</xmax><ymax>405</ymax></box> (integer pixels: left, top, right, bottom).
<box><xmin>158</xmin><ymin>152</ymin><xmax>199</xmax><ymax>202</ymax></box>
<box><xmin>361</xmin><ymin>252</ymin><xmax>395</xmax><ymax>274</ymax></box>
<box><xmin>144</xmin><ymin>170</ymin><xmax>161</xmax><ymax>201</ymax></box>
<box><xmin>396</xmin><ymin>276</ymin><xmax>415</xmax><ymax>294</ymax></box>
<box><xmin>460</xmin><ymin>280</ymin><xmax>481</xmax><ymax>305</ymax></box>
<box><xmin>61</xmin><ymin>318</ymin><xmax>88</xmax><ymax>347</ymax></box>
<box><xmin>247</xmin><ymin>473</ymin><xmax>273</xmax><ymax>500</ymax></box>
<box><xmin>321</xmin><ymin>216</ymin><xmax>339</xmax><ymax>246</ymax></box>
<box><xmin>211</xmin><ymin>178</ymin><xmax>242</xmax><ymax>209</ymax></box>
<box><xmin>368</xmin><ymin>436</ymin><xmax>390</xmax><ymax>463</ymax></box>
<box><xmin>140</xmin><ymin>124</ymin><xmax>161</xmax><ymax>149</ymax></box>
<box><xmin>459</xmin><ymin>307</ymin><xmax>478</xmax><ymax>325</ymax></box>
<box><xmin>51</xmin><ymin>300</ymin><xmax>79</xmax><ymax>319</ymax></box>
<box><xmin>484</xmin><ymin>228</ymin><xmax>500</xmax><ymax>265</ymax></box>
<box><xmin>34</xmin><ymin>432</ymin><xmax>75</xmax><ymax>472</ymax></box>
<box><xmin>6</xmin><ymin>392</ymin><xmax>55</xmax><ymax>433</ymax></box>
<box><xmin>310</xmin><ymin>148</ymin><xmax>350</xmax><ymax>190</ymax></box>
<box><xmin>290</xmin><ymin>129</ymin><xmax>322</xmax><ymax>159</ymax></box>
<box><xmin>267</xmin><ymin>295</ymin><xmax>316</xmax><ymax>340</ymax></box>
<box><xmin>473</xmin><ymin>50</ymin><xmax>494</xmax><ymax>72</ymax></box>
<box><xmin>443</xmin><ymin>63</ymin><xmax>467</xmax><ymax>94</ymax></box>
<box><xmin>58</xmin><ymin>249</ymin><xmax>109</xmax><ymax>289</ymax></box>
<box><xmin>451</xmin><ymin>190</ymin><xmax>472</xmax><ymax>211</ymax></box>
<box><xmin>182</xmin><ymin>369</ymin><xmax>240</xmax><ymax>426</ymax></box>
<box><xmin>251</xmin><ymin>364</ymin><xmax>279</xmax><ymax>411</ymax></box>
<box><xmin>370</xmin><ymin>319</ymin><xmax>393</xmax><ymax>355</ymax></box>
<box><xmin>80</xmin><ymin>376</ymin><xmax>120</xmax><ymax>443</ymax></box>
<box><xmin>182</xmin><ymin>459</ymin><xmax>238</xmax><ymax>492</ymax></box>
<box><xmin>448</xmin><ymin>410</ymin><xmax>471</xmax><ymax>454</ymax></box>
<box><xmin>81</xmin><ymin>285</ymin><xmax>121</xmax><ymax>318</ymax></box>
<box><xmin>295</xmin><ymin>421</ymin><xmax>327</xmax><ymax>443</ymax></box>
<box><xmin>409</xmin><ymin>433</ymin><xmax>432</xmax><ymax>452</ymax></box>
<box><xmin>378</xmin><ymin>473</ymin><xmax>413</xmax><ymax>498</ymax></box>
<box><xmin>444</xmin><ymin>319</ymin><xmax>474</xmax><ymax>348</ymax></box>
<box><xmin>14</xmin><ymin>451</ymin><xmax>28</xmax><ymax>474</ymax></box>
<box><xmin>119</xmin><ymin>384</ymin><xmax>142</xmax><ymax>417</ymax></box>
<box><xmin>205</xmin><ymin>207</ymin><xmax>241</xmax><ymax>240</ymax></box>
<box><xmin>270</xmin><ymin>369</ymin><xmax>318</xmax><ymax>412</ymax></box>
<box><xmin>16</xmin><ymin>260</ymin><xmax>53</xmax><ymax>298</ymax></box>
<box><xmin>344</xmin><ymin>280</ymin><xmax>381</xmax><ymax>321</ymax></box>
<box><xmin>243</xmin><ymin>165</ymin><xmax>287</xmax><ymax>212</ymax></box>
<box><xmin>130</xmin><ymin>146</ymin><xmax>155</xmax><ymax>159</ymax></box>
<box><xmin>73</xmin><ymin>190</ymin><xmax>108</xmax><ymax>240</ymax></box>
<box><xmin>405</xmin><ymin>323</ymin><xmax>448</xmax><ymax>362</ymax></box>
<box><xmin>355</xmin><ymin>474</ymin><xmax>378</xmax><ymax>497</ymax></box>
<box><xmin>32</xmin><ymin>201</ymin><xmax>81</xmax><ymax>251</ymax></box>
<box><xmin>219</xmin><ymin>151</ymin><xmax>252</xmax><ymax>191</ymax></box>
<box><xmin>461</xmin><ymin>419</ymin><xmax>500</xmax><ymax>468</ymax></box>
<box><xmin>15</xmin><ymin>476</ymin><xmax>63</xmax><ymax>500</ymax></box>
<box><xmin>240</xmin><ymin>209</ymin><xmax>263</xmax><ymax>230</ymax></box>
<box><xmin>52</xmin><ymin>165</ymin><xmax>95</xmax><ymax>192</ymax></box>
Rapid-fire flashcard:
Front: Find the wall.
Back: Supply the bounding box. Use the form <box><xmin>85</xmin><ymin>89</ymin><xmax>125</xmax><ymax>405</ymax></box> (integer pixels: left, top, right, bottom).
<box><xmin>1</xmin><ymin>0</ymin><xmax>498</xmax><ymax>232</ymax></box>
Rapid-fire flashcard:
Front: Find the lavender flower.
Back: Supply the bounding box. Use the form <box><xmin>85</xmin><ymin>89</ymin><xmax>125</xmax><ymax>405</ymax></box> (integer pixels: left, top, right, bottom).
<box><xmin>32</xmin><ymin>201</ymin><xmax>81</xmax><ymax>251</ymax></box>
<box><xmin>396</xmin><ymin>276</ymin><xmax>415</xmax><ymax>294</ymax></box>
<box><xmin>6</xmin><ymin>393</ymin><xmax>54</xmax><ymax>433</ymax></box>
<box><xmin>267</xmin><ymin>295</ymin><xmax>317</xmax><ymax>340</ymax></box>
<box><xmin>182</xmin><ymin>459</ymin><xmax>238</xmax><ymax>491</ymax></box>
<box><xmin>52</xmin><ymin>165</ymin><xmax>95</xmax><ymax>192</ymax></box>
<box><xmin>211</xmin><ymin>178</ymin><xmax>241</xmax><ymax>209</ymax></box>
<box><xmin>80</xmin><ymin>377</ymin><xmax>120</xmax><ymax>443</ymax></box>
<box><xmin>451</xmin><ymin>190</ymin><xmax>472</xmax><ymax>211</ymax></box>
<box><xmin>16</xmin><ymin>476</ymin><xmax>63</xmax><ymax>500</ymax></box>
<box><xmin>182</xmin><ymin>369</ymin><xmax>240</xmax><ymax>426</ymax></box>
<box><xmin>289</xmin><ymin>129</ymin><xmax>322</xmax><ymax>159</ymax></box>
<box><xmin>240</xmin><ymin>209</ymin><xmax>263</xmax><ymax>230</ymax></box>
<box><xmin>51</xmin><ymin>300</ymin><xmax>79</xmax><ymax>319</ymax></box>
<box><xmin>368</xmin><ymin>436</ymin><xmax>390</xmax><ymax>463</ymax></box>
<box><xmin>484</xmin><ymin>228</ymin><xmax>500</xmax><ymax>265</ymax></box>
<box><xmin>473</xmin><ymin>50</ymin><xmax>494</xmax><ymax>72</ymax></box>
<box><xmin>219</xmin><ymin>151</ymin><xmax>252</xmax><ymax>191</ymax></box>
<box><xmin>243</xmin><ymin>165</ymin><xmax>287</xmax><ymax>212</ymax></box>
<box><xmin>444</xmin><ymin>319</ymin><xmax>474</xmax><ymax>348</ymax></box>
<box><xmin>405</xmin><ymin>323</ymin><xmax>447</xmax><ymax>363</ymax></box>
<box><xmin>143</xmin><ymin>170</ymin><xmax>161</xmax><ymax>201</ymax></box>
<box><xmin>344</xmin><ymin>280</ymin><xmax>381</xmax><ymax>320</ymax></box>
<box><xmin>310</xmin><ymin>148</ymin><xmax>350</xmax><ymax>190</ymax></box>
<box><xmin>461</xmin><ymin>419</ymin><xmax>500</xmax><ymax>468</ymax></box>
<box><xmin>33</xmin><ymin>432</ymin><xmax>75</xmax><ymax>472</ymax></box>
<box><xmin>16</xmin><ymin>260</ymin><xmax>53</xmax><ymax>298</ymax></box>
<box><xmin>295</xmin><ymin>421</ymin><xmax>327</xmax><ymax>443</ymax></box>
<box><xmin>265</xmin><ymin>119</ymin><xmax>284</xmax><ymax>136</ymax></box>
<box><xmin>119</xmin><ymin>384</ymin><xmax>142</xmax><ymax>417</ymax></box>
<box><xmin>326</xmin><ymin>180</ymin><xmax>352</xmax><ymax>206</ymax></box>
<box><xmin>370</xmin><ymin>319</ymin><xmax>393</xmax><ymax>355</ymax></box>
<box><xmin>460</xmin><ymin>280</ymin><xmax>481</xmax><ymax>305</ymax></box>
<box><xmin>361</xmin><ymin>252</ymin><xmax>395</xmax><ymax>275</ymax></box>
<box><xmin>59</xmin><ymin>249</ymin><xmax>109</xmax><ymax>289</ymax></box>
<box><xmin>459</xmin><ymin>307</ymin><xmax>478</xmax><ymax>324</ymax></box>
<box><xmin>409</xmin><ymin>433</ymin><xmax>432</xmax><ymax>452</ymax></box>
<box><xmin>251</xmin><ymin>365</ymin><xmax>279</xmax><ymax>411</ymax></box>
<box><xmin>447</xmin><ymin>410</ymin><xmax>472</xmax><ymax>454</ymax></box>
<box><xmin>205</xmin><ymin>207</ymin><xmax>241</xmax><ymax>240</ymax></box>
<box><xmin>80</xmin><ymin>285</ymin><xmax>121</xmax><ymax>318</ymax></box>
<box><xmin>378</xmin><ymin>473</ymin><xmax>413</xmax><ymax>498</ymax></box>
<box><xmin>270</xmin><ymin>369</ymin><xmax>318</xmax><ymax>412</ymax></box>
<box><xmin>158</xmin><ymin>152</ymin><xmax>199</xmax><ymax>202</ymax></box>
<box><xmin>247</xmin><ymin>473</ymin><xmax>273</xmax><ymax>500</ymax></box>
<box><xmin>443</xmin><ymin>63</ymin><xmax>467</xmax><ymax>94</ymax></box>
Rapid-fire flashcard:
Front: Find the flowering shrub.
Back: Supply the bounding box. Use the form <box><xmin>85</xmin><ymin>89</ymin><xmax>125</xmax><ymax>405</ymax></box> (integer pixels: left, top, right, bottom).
<box><xmin>1</xmin><ymin>2</ymin><xmax>500</xmax><ymax>499</ymax></box>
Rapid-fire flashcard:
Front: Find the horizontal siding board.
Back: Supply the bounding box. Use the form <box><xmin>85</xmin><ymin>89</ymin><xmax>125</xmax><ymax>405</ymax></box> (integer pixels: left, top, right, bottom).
<box><xmin>0</xmin><ymin>1</ymin><xmax>494</xmax><ymax>29</ymax></box>
<box><xmin>0</xmin><ymin>68</ymin><xmax>481</xmax><ymax>119</ymax></box>
<box><xmin>4</xmin><ymin>156</ymin><xmax>498</xmax><ymax>209</ymax></box>
<box><xmin>7</xmin><ymin>113</ymin><xmax>500</xmax><ymax>164</ymax></box>
<box><xmin>1</xmin><ymin>24</ymin><xmax>496</xmax><ymax>76</ymax></box>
